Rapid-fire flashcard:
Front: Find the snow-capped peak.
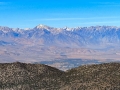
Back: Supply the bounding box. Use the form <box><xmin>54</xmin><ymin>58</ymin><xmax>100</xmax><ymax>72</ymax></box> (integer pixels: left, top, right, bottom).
<box><xmin>24</xmin><ymin>28</ymin><xmax>31</xmax><ymax>30</ymax></box>
<box><xmin>35</xmin><ymin>24</ymin><xmax>51</xmax><ymax>29</ymax></box>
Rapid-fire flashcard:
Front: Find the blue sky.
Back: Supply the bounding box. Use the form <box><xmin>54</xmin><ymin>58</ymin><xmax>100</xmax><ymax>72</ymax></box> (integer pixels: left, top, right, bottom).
<box><xmin>0</xmin><ymin>0</ymin><xmax>120</xmax><ymax>28</ymax></box>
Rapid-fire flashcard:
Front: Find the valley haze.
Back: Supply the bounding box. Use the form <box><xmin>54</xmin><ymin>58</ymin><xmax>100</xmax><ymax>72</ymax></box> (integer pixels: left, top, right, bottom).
<box><xmin>0</xmin><ymin>24</ymin><xmax>120</xmax><ymax>70</ymax></box>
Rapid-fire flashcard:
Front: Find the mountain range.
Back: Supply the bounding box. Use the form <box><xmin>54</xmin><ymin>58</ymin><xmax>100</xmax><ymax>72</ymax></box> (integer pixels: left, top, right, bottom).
<box><xmin>1</xmin><ymin>25</ymin><xmax>120</xmax><ymax>47</ymax></box>
<box><xmin>0</xmin><ymin>24</ymin><xmax>120</xmax><ymax>70</ymax></box>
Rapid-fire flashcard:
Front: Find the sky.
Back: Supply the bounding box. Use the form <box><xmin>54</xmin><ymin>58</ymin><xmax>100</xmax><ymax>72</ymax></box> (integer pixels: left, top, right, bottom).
<box><xmin>0</xmin><ymin>0</ymin><xmax>120</xmax><ymax>29</ymax></box>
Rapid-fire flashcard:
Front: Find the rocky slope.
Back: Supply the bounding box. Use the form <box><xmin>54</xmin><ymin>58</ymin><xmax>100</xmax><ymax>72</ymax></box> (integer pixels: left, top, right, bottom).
<box><xmin>60</xmin><ymin>62</ymin><xmax>120</xmax><ymax>90</ymax></box>
<box><xmin>0</xmin><ymin>62</ymin><xmax>119</xmax><ymax>90</ymax></box>
<box><xmin>0</xmin><ymin>62</ymin><xmax>64</xmax><ymax>90</ymax></box>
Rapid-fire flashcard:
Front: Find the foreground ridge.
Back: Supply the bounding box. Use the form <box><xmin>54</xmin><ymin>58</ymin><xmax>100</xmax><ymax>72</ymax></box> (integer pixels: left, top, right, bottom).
<box><xmin>0</xmin><ymin>62</ymin><xmax>119</xmax><ymax>90</ymax></box>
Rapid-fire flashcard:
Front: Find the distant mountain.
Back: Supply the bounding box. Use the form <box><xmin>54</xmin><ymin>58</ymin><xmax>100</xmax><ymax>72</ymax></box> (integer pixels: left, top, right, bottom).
<box><xmin>0</xmin><ymin>62</ymin><xmax>119</xmax><ymax>90</ymax></box>
<box><xmin>0</xmin><ymin>25</ymin><xmax>120</xmax><ymax>47</ymax></box>
<box><xmin>0</xmin><ymin>25</ymin><xmax>120</xmax><ymax>69</ymax></box>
